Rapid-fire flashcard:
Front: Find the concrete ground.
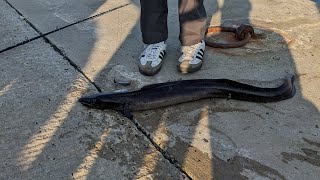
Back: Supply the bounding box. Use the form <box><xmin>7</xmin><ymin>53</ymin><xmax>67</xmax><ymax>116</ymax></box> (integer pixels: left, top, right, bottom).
<box><xmin>0</xmin><ymin>0</ymin><xmax>319</xmax><ymax>179</ymax></box>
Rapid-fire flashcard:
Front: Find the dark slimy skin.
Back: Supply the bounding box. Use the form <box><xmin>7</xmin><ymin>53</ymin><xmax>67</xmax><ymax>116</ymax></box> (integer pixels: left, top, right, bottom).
<box><xmin>79</xmin><ymin>77</ymin><xmax>296</xmax><ymax>119</ymax></box>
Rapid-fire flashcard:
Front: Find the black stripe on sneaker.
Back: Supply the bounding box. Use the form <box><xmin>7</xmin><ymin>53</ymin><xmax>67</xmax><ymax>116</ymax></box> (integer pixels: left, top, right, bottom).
<box><xmin>158</xmin><ymin>50</ymin><xmax>166</xmax><ymax>59</ymax></box>
<box><xmin>197</xmin><ymin>51</ymin><xmax>204</xmax><ymax>56</ymax></box>
<box><xmin>159</xmin><ymin>53</ymin><xmax>164</xmax><ymax>59</ymax></box>
<box><xmin>196</xmin><ymin>55</ymin><xmax>203</xmax><ymax>60</ymax></box>
<box><xmin>160</xmin><ymin>51</ymin><xmax>165</xmax><ymax>57</ymax></box>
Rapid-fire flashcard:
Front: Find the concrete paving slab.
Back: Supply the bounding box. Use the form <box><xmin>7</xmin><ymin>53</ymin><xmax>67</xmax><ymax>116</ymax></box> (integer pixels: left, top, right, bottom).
<box><xmin>22</xmin><ymin>0</ymin><xmax>320</xmax><ymax>179</ymax></box>
<box><xmin>0</xmin><ymin>0</ymin><xmax>38</xmax><ymax>51</ymax></box>
<box><xmin>6</xmin><ymin>0</ymin><xmax>131</xmax><ymax>33</ymax></box>
<box><xmin>0</xmin><ymin>39</ymin><xmax>184</xmax><ymax>179</ymax></box>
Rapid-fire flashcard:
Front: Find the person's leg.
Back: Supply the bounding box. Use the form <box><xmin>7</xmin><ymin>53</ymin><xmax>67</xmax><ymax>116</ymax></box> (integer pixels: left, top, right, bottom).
<box><xmin>140</xmin><ymin>0</ymin><xmax>168</xmax><ymax>44</ymax></box>
<box><xmin>178</xmin><ymin>0</ymin><xmax>207</xmax><ymax>46</ymax></box>
<box><xmin>138</xmin><ymin>0</ymin><xmax>168</xmax><ymax>76</ymax></box>
<box><xmin>177</xmin><ymin>0</ymin><xmax>207</xmax><ymax>74</ymax></box>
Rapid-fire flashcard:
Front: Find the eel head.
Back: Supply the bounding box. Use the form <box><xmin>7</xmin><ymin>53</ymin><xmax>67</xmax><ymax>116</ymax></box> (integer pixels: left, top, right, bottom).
<box><xmin>79</xmin><ymin>93</ymin><xmax>133</xmax><ymax>120</ymax></box>
<box><xmin>79</xmin><ymin>93</ymin><xmax>123</xmax><ymax>110</ymax></box>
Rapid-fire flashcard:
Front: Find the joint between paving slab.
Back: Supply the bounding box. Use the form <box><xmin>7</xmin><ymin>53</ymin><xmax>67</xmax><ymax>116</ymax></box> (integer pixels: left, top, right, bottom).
<box><xmin>1</xmin><ymin>1</ymin><xmax>132</xmax><ymax>55</ymax></box>
<box><xmin>41</xmin><ymin>36</ymin><xmax>103</xmax><ymax>92</ymax></box>
<box><xmin>4</xmin><ymin>0</ymin><xmax>102</xmax><ymax>92</ymax></box>
<box><xmin>1</xmin><ymin>1</ymin><xmax>132</xmax><ymax>92</ymax></box>
<box><xmin>129</xmin><ymin>117</ymin><xmax>193</xmax><ymax>179</ymax></box>
<box><xmin>2</xmin><ymin>0</ymin><xmax>134</xmax><ymax>92</ymax></box>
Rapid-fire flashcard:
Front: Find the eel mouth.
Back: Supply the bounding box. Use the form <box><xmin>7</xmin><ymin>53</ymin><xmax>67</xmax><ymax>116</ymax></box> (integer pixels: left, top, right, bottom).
<box><xmin>79</xmin><ymin>96</ymin><xmax>98</xmax><ymax>108</ymax></box>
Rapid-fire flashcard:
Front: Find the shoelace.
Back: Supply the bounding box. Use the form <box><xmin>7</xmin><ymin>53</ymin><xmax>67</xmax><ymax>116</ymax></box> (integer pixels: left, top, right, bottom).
<box><xmin>145</xmin><ymin>43</ymin><xmax>162</xmax><ymax>60</ymax></box>
<box><xmin>181</xmin><ymin>43</ymin><xmax>199</xmax><ymax>59</ymax></box>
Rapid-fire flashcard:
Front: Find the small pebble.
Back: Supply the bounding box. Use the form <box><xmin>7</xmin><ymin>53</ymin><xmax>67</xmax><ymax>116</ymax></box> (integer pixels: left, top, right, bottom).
<box><xmin>315</xmin><ymin>125</ymin><xmax>319</xmax><ymax>128</ymax></box>
<box><xmin>272</xmin><ymin>56</ymin><xmax>280</xmax><ymax>60</ymax></box>
<box><xmin>312</xmin><ymin>132</ymin><xmax>318</xmax><ymax>136</ymax></box>
<box><xmin>114</xmin><ymin>79</ymin><xmax>131</xmax><ymax>86</ymax></box>
<box><xmin>19</xmin><ymin>16</ymin><xmax>25</xmax><ymax>20</ymax></box>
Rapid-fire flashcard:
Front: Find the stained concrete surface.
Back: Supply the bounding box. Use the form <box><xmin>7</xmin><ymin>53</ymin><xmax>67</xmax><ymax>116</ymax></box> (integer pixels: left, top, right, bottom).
<box><xmin>1</xmin><ymin>0</ymin><xmax>320</xmax><ymax>179</ymax></box>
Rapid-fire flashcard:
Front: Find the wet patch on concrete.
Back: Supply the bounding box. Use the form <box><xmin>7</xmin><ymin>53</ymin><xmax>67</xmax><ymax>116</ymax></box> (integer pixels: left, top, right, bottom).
<box><xmin>208</xmin><ymin>26</ymin><xmax>293</xmax><ymax>57</ymax></box>
<box><xmin>303</xmin><ymin>137</ymin><xmax>320</xmax><ymax>148</ymax></box>
<box><xmin>221</xmin><ymin>156</ymin><xmax>286</xmax><ymax>180</ymax></box>
<box><xmin>281</xmin><ymin>137</ymin><xmax>320</xmax><ymax>167</ymax></box>
<box><xmin>133</xmin><ymin>99</ymin><xmax>292</xmax><ymax>179</ymax></box>
<box><xmin>281</xmin><ymin>149</ymin><xmax>320</xmax><ymax>167</ymax></box>
<box><xmin>168</xmin><ymin>138</ymin><xmax>286</xmax><ymax>179</ymax></box>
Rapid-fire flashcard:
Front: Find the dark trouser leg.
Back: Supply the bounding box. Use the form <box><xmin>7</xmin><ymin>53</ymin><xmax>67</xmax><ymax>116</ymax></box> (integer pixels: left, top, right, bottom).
<box><xmin>140</xmin><ymin>0</ymin><xmax>168</xmax><ymax>44</ymax></box>
<box><xmin>179</xmin><ymin>0</ymin><xmax>207</xmax><ymax>46</ymax></box>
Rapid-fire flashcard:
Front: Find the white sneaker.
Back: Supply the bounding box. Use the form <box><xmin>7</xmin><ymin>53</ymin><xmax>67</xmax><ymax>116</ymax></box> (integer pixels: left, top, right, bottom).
<box><xmin>138</xmin><ymin>41</ymin><xmax>167</xmax><ymax>76</ymax></box>
<box><xmin>178</xmin><ymin>40</ymin><xmax>205</xmax><ymax>74</ymax></box>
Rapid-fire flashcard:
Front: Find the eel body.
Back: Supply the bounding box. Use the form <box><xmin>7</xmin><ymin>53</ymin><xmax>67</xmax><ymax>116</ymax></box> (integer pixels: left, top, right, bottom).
<box><xmin>79</xmin><ymin>77</ymin><xmax>296</xmax><ymax>119</ymax></box>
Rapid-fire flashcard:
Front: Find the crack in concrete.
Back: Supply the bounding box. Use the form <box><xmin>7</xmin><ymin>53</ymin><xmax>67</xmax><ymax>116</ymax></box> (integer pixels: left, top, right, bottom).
<box><xmin>1</xmin><ymin>2</ymin><xmax>130</xmax><ymax>92</ymax></box>
<box><xmin>129</xmin><ymin>117</ymin><xmax>193</xmax><ymax>179</ymax></box>
<box><xmin>1</xmin><ymin>0</ymin><xmax>133</xmax><ymax>92</ymax></box>
<box><xmin>0</xmin><ymin>1</ymin><xmax>131</xmax><ymax>54</ymax></box>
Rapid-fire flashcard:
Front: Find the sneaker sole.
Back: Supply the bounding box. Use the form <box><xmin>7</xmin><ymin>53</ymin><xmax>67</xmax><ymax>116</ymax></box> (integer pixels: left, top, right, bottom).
<box><xmin>177</xmin><ymin>61</ymin><xmax>203</xmax><ymax>74</ymax></box>
<box><xmin>139</xmin><ymin>61</ymin><xmax>162</xmax><ymax>76</ymax></box>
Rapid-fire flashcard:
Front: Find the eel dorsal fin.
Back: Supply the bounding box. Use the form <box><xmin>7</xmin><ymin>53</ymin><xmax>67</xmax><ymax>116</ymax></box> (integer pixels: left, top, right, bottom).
<box><xmin>140</xmin><ymin>79</ymin><xmax>212</xmax><ymax>90</ymax></box>
<box><xmin>141</xmin><ymin>81</ymin><xmax>182</xmax><ymax>90</ymax></box>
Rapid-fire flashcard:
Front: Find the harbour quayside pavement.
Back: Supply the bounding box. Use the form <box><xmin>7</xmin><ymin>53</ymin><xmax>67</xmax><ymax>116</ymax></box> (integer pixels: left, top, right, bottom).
<box><xmin>0</xmin><ymin>0</ymin><xmax>319</xmax><ymax>179</ymax></box>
